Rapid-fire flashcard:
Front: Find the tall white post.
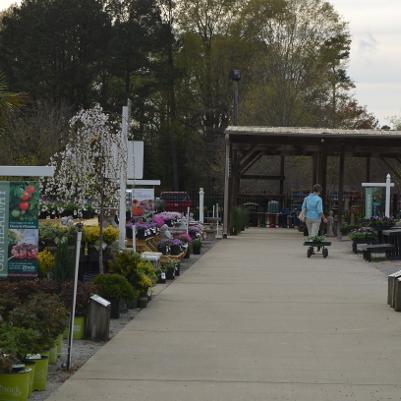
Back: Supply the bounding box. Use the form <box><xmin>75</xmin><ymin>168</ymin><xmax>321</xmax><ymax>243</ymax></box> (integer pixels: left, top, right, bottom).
<box><xmin>212</xmin><ymin>205</ymin><xmax>215</xmax><ymax>218</ymax></box>
<box><xmin>216</xmin><ymin>203</ymin><xmax>219</xmax><ymax>237</ymax></box>
<box><xmin>67</xmin><ymin>226</ymin><xmax>82</xmax><ymax>370</ymax></box>
<box><xmin>385</xmin><ymin>174</ymin><xmax>391</xmax><ymax>218</ymax></box>
<box><xmin>199</xmin><ymin>187</ymin><xmax>204</xmax><ymax>223</ymax></box>
<box><xmin>119</xmin><ymin>106</ymin><xmax>129</xmax><ymax>250</ymax></box>
<box><xmin>186</xmin><ymin>206</ymin><xmax>190</xmax><ymax>234</ymax></box>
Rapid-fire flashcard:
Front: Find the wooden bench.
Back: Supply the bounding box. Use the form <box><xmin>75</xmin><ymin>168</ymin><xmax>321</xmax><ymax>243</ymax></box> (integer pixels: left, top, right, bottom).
<box><xmin>362</xmin><ymin>243</ymin><xmax>394</xmax><ymax>262</ymax></box>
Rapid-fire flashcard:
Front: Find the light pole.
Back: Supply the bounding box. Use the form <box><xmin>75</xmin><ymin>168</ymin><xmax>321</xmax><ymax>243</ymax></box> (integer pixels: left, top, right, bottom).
<box><xmin>229</xmin><ymin>69</ymin><xmax>241</xmax><ymax>125</ymax></box>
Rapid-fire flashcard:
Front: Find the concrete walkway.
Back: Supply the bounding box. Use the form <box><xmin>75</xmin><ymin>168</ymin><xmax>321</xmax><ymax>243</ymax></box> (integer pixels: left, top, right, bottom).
<box><xmin>48</xmin><ymin>229</ymin><xmax>401</xmax><ymax>401</ymax></box>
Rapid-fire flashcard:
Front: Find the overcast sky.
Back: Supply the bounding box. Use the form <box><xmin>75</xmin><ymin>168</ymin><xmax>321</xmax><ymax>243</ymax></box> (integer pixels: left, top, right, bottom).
<box><xmin>1</xmin><ymin>0</ymin><xmax>400</xmax><ymax>126</ymax></box>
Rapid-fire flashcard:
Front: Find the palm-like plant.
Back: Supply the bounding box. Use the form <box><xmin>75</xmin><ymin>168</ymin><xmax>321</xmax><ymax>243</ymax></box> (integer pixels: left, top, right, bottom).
<box><xmin>0</xmin><ymin>71</ymin><xmax>25</xmax><ymax>127</ymax></box>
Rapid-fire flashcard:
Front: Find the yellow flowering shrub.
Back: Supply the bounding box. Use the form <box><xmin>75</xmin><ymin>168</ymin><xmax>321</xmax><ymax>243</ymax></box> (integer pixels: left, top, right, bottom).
<box><xmin>103</xmin><ymin>226</ymin><xmax>119</xmax><ymax>245</ymax></box>
<box><xmin>83</xmin><ymin>225</ymin><xmax>119</xmax><ymax>245</ymax></box>
<box><xmin>83</xmin><ymin>226</ymin><xmax>100</xmax><ymax>244</ymax></box>
<box><xmin>38</xmin><ymin>249</ymin><xmax>55</xmax><ymax>276</ymax></box>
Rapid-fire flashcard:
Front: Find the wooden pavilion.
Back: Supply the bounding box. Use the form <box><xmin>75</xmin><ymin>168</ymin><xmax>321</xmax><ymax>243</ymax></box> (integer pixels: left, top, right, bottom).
<box><xmin>223</xmin><ymin>126</ymin><xmax>401</xmax><ymax>238</ymax></box>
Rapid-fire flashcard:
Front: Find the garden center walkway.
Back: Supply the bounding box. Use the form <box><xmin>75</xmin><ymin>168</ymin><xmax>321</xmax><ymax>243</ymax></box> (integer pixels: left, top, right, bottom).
<box><xmin>48</xmin><ymin>228</ymin><xmax>401</xmax><ymax>401</ymax></box>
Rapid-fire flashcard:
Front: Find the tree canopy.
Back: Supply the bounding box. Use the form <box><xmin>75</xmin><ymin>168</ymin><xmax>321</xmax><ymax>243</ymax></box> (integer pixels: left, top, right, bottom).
<box><xmin>0</xmin><ymin>0</ymin><xmax>377</xmax><ymax>192</ymax></box>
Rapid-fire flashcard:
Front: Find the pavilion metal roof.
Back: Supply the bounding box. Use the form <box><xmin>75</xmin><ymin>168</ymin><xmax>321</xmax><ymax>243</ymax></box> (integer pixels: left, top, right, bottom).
<box><xmin>226</xmin><ymin>126</ymin><xmax>401</xmax><ymax>139</ymax></box>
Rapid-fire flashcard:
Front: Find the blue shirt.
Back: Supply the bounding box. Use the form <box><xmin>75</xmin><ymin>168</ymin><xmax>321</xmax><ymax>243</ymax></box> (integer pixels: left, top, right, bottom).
<box><xmin>302</xmin><ymin>193</ymin><xmax>323</xmax><ymax>220</ymax></box>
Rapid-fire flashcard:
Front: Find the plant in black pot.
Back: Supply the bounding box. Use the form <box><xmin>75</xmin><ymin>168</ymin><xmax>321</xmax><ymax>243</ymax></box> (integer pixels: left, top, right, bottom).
<box><xmin>169</xmin><ymin>239</ymin><xmax>183</xmax><ymax>255</ymax></box>
<box><xmin>349</xmin><ymin>228</ymin><xmax>377</xmax><ymax>253</ymax></box>
<box><xmin>192</xmin><ymin>239</ymin><xmax>202</xmax><ymax>255</ymax></box>
<box><xmin>108</xmin><ymin>251</ymin><xmax>141</xmax><ymax>308</ymax></box>
<box><xmin>94</xmin><ymin>274</ymin><xmax>136</xmax><ymax>319</ymax></box>
<box><xmin>164</xmin><ymin>262</ymin><xmax>176</xmax><ymax>280</ymax></box>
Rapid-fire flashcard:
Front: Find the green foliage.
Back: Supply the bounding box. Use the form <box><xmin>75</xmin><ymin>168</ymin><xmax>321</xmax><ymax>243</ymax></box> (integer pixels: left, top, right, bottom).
<box><xmin>192</xmin><ymin>239</ymin><xmax>202</xmax><ymax>254</ymax></box>
<box><xmin>109</xmin><ymin>251</ymin><xmax>141</xmax><ymax>284</ymax></box>
<box><xmin>307</xmin><ymin>235</ymin><xmax>327</xmax><ymax>244</ymax></box>
<box><xmin>53</xmin><ymin>237</ymin><xmax>74</xmax><ymax>284</ymax></box>
<box><xmin>0</xmin><ymin>0</ymin><xmax>378</xmax><ymax>190</ymax></box>
<box><xmin>0</xmin><ymin>279</ymin><xmax>58</xmax><ymax>320</ymax></box>
<box><xmin>94</xmin><ymin>274</ymin><xmax>137</xmax><ymax>302</ymax></box>
<box><xmin>9</xmin><ymin>293</ymin><xmax>68</xmax><ymax>351</ymax></box>
<box><xmin>59</xmin><ymin>281</ymin><xmax>98</xmax><ymax>317</ymax></box>
<box><xmin>39</xmin><ymin>222</ymin><xmax>77</xmax><ymax>248</ymax></box>
<box><xmin>349</xmin><ymin>231</ymin><xmax>377</xmax><ymax>242</ymax></box>
<box><xmin>340</xmin><ymin>224</ymin><xmax>359</xmax><ymax>235</ymax></box>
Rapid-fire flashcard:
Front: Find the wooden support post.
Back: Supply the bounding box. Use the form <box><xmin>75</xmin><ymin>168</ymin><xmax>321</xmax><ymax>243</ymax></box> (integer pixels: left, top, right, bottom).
<box><xmin>280</xmin><ymin>155</ymin><xmax>285</xmax><ymax>208</ymax></box>
<box><xmin>366</xmin><ymin>156</ymin><xmax>371</xmax><ymax>182</ymax></box>
<box><xmin>312</xmin><ymin>153</ymin><xmax>318</xmax><ymax>186</ymax></box>
<box><xmin>223</xmin><ymin>134</ymin><xmax>231</xmax><ymax>238</ymax></box>
<box><xmin>319</xmin><ymin>151</ymin><xmax>328</xmax><ymax>205</ymax></box>
<box><xmin>337</xmin><ymin>147</ymin><xmax>345</xmax><ymax>239</ymax></box>
<box><xmin>231</xmin><ymin>150</ymin><xmax>240</xmax><ymax>209</ymax></box>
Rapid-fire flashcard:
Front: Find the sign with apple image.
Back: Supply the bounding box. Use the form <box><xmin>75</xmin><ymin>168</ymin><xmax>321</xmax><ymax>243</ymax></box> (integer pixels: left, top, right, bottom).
<box><xmin>0</xmin><ymin>181</ymin><xmax>39</xmax><ymax>278</ymax></box>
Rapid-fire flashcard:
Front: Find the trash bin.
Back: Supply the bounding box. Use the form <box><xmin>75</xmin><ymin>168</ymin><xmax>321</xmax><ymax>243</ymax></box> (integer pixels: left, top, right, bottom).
<box><xmin>85</xmin><ymin>294</ymin><xmax>111</xmax><ymax>341</ymax></box>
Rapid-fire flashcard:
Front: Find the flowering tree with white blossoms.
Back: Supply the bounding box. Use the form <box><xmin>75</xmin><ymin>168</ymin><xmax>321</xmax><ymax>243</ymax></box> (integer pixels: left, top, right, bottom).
<box><xmin>43</xmin><ymin>105</ymin><xmax>126</xmax><ymax>272</ymax></box>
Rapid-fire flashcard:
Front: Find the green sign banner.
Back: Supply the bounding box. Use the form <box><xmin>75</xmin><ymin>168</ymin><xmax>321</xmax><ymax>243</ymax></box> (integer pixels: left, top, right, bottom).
<box><xmin>0</xmin><ymin>181</ymin><xmax>39</xmax><ymax>278</ymax></box>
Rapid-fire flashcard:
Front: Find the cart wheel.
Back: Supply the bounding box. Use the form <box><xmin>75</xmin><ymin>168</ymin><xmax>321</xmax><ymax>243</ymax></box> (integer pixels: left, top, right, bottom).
<box><xmin>323</xmin><ymin>248</ymin><xmax>328</xmax><ymax>258</ymax></box>
<box><xmin>307</xmin><ymin>247</ymin><xmax>313</xmax><ymax>258</ymax></box>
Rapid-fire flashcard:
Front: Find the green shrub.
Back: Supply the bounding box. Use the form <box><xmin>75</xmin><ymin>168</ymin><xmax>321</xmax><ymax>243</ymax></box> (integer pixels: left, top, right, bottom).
<box><xmin>9</xmin><ymin>293</ymin><xmax>68</xmax><ymax>351</ymax></box>
<box><xmin>60</xmin><ymin>281</ymin><xmax>98</xmax><ymax>317</ymax></box>
<box><xmin>192</xmin><ymin>239</ymin><xmax>202</xmax><ymax>254</ymax></box>
<box><xmin>53</xmin><ymin>237</ymin><xmax>74</xmax><ymax>284</ymax></box>
<box><xmin>109</xmin><ymin>251</ymin><xmax>141</xmax><ymax>284</ymax></box>
<box><xmin>94</xmin><ymin>274</ymin><xmax>137</xmax><ymax>302</ymax></box>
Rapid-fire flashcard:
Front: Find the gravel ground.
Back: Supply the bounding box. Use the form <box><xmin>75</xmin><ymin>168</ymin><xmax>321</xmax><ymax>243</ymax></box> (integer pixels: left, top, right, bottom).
<box><xmin>31</xmin><ymin>239</ymin><xmax>217</xmax><ymax>401</ymax></box>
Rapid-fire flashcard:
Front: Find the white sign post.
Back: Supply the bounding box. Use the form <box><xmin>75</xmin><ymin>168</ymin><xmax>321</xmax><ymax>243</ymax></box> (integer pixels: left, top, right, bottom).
<box><xmin>118</xmin><ymin>104</ymin><xmax>129</xmax><ymax>250</ymax></box>
<box><xmin>362</xmin><ymin>174</ymin><xmax>395</xmax><ymax>218</ymax></box>
<box><xmin>199</xmin><ymin>187</ymin><xmax>204</xmax><ymax>223</ymax></box>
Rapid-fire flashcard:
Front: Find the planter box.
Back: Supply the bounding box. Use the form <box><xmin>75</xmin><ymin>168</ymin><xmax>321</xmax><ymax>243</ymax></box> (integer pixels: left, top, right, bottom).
<box><xmin>33</xmin><ymin>356</ymin><xmax>48</xmax><ymax>391</ymax></box>
<box><xmin>0</xmin><ymin>368</ymin><xmax>31</xmax><ymax>401</ymax></box>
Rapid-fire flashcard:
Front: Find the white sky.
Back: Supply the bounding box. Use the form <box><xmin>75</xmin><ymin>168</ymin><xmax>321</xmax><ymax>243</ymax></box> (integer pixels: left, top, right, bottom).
<box><xmin>1</xmin><ymin>0</ymin><xmax>400</xmax><ymax>126</ymax></box>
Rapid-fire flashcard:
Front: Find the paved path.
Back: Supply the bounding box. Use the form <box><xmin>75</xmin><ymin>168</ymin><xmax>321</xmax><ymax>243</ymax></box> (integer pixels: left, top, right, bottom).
<box><xmin>48</xmin><ymin>229</ymin><xmax>401</xmax><ymax>401</ymax></box>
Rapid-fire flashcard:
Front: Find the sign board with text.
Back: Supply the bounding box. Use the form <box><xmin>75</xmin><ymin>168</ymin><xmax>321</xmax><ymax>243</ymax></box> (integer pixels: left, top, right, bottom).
<box><xmin>0</xmin><ymin>181</ymin><xmax>39</xmax><ymax>278</ymax></box>
<box><xmin>127</xmin><ymin>141</ymin><xmax>144</xmax><ymax>179</ymax></box>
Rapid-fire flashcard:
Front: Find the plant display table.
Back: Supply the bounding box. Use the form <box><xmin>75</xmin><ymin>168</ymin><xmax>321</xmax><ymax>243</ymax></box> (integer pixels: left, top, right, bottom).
<box><xmin>382</xmin><ymin>229</ymin><xmax>401</xmax><ymax>259</ymax></box>
<box><xmin>361</xmin><ymin>243</ymin><xmax>394</xmax><ymax>262</ymax></box>
<box><xmin>160</xmin><ymin>251</ymin><xmax>186</xmax><ymax>266</ymax></box>
<box><xmin>129</xmin><ymin>235</ymin><xmax>160</xmax><ymax>253</ymax></box>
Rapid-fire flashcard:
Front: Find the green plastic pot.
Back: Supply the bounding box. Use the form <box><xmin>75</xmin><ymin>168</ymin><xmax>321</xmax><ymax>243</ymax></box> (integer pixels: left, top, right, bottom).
<box><xmin>73</xmin><ymin>316</ymin><xmax>85</xmax><ymax>339</ymax></box>
<box><xmin>63</xmin><ymin>316</ymin><xmax>85</xmax><ymax>340</ymax></box>
<box><xmin>33</xmin><ymin>356</ymin><xmax>49</xmax><ymax>391</ymax></box>
<box><xmin>56</xmin><ymin>334</ymin><xmax>63</xmax><ymax>355</ymax></box>
<box><xmin>49</xmin><ymin>344</ymin><xmax>57</xmax><ymax>364</ymax></box>
<box><xmin>0</xmin><ymin>368</ymin><xmax>31</xmax><ymax>401</ymax></box>
<box><xmin>23</xmin><ymin>361</ymin><xmax>35</xmax><ymax>397</ymax></box>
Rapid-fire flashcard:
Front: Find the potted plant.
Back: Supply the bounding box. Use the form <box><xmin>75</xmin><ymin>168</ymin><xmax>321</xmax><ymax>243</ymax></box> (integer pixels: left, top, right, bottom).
<box><xmin>94</xmin><ymin>274</ymin><xmax>136</xmax><ymax>318</ymax></box>
<box><xmin>192</xmin><ymin>239</ymin><xmax>202</xmax><ymax>255</ymax></box>
<box><xmin>164</xmin><ymin>262</ymin><xmax>176</xmax><ymax>280</ymax></box>
<box><xmin>169</xmin><ymin>239</ymin><xmax>183</xmax><ymax>255</ymax></box>
<box><xmin>349</xmin><ymin>228</ymin><xmax>377</xmax><ymax>253</ymax></box>
<box><xmin>9</xmin><ymin>294</ymin><xmax>68</xmax><ymax>369</ymax></box>
<box><xmin>0</xmin><ymin>324</ymin><xmax>39</xmax><ymax>401</ymax></box>
<box><xmin>136</xmin><ymin>261</ymin><xmax>157</xmax><ymax>307</ymax></box>
<box><xmin>60</xmin><ymin>281</ymin><xmax>97</xmax><ymax>340</ymax></box>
